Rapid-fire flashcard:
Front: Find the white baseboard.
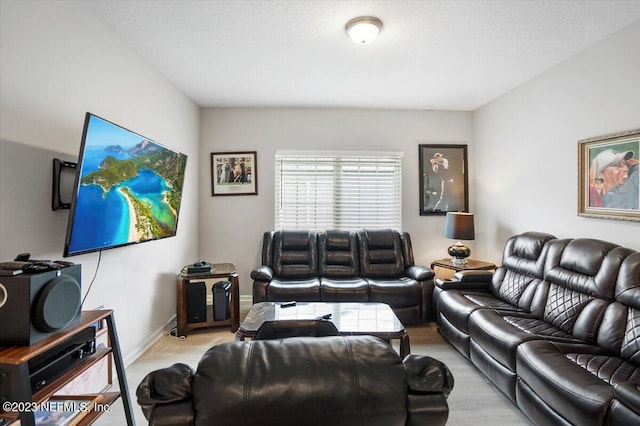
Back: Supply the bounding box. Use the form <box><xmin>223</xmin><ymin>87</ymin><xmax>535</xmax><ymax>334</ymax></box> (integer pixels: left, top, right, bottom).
<box><xmin>122</xmin><ymin>314</ymin><xmax>177</xmax><ymax>367</ymax></box>
<box><xmin>124</xmin><ymin>297</ymin><xmax>254</xmax><ymax>367</ymax></box>
<box><xmin>239</xmin><ymin>294</ymin><xmax>253</xmax><ymax>314</ymax></box>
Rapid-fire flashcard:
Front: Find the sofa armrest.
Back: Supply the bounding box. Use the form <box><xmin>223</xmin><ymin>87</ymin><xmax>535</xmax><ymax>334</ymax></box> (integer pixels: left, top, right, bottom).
<box><xmin>148</xmin><ymin>401</ymin><xmax>195</xmax><ymax>426</ymax></box>
<box><xmin>614</xmin><ymin>382</ymin><xmax>640</xmax><ymax>414</ymax></box>
<box><xmin>435</xmin><ymin>270</ymin><xmax>493</xmax><ymax>291</ymax></box>
<box><xmin>405</xmin><ymin>265</ymin><xmax>435</xmax><ymax>281</ymax></box>
<box><xmin>250</xmin><ymin>265</ymin><xmax>273</xmax><ymax>281</ymax></box>
<box><xmin>403</xmin><ymin>354</ymin><xmax>454</xmax><ymax>397</ymax></box>
<box><xmin>136</xmin><ymin>363</ymin><xmax>194</xmax><ymax>422</ymax></box>
<box><xmin>403</xmin><ymin>354</ymin><xmax>453</xmax><ymax>426</ymax></box>
<box><xmin>454</xmin><ymin>270</ymin><xmax>493</xmax><ymax>282</ymax></box>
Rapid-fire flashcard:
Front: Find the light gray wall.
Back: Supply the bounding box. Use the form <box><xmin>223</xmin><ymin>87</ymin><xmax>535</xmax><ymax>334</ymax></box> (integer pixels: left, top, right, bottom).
<box><xmin>0</xmin><ymin>1</ymin><xmax>200</xmax><ymax>362</ymax></box>
<box><xmin>473</xmin><ymin>22</ymin><xmax>640</xmax><ymax>260</ymax></box>
<box><xmin>199</xmin><ymin>108</ymin><xmax>474</xmax><ymax>296</ymax></box>
<box><xmin>2</xmin><ymin>1</ymin><xmax>638</xmax><ymax>364</ymax></box>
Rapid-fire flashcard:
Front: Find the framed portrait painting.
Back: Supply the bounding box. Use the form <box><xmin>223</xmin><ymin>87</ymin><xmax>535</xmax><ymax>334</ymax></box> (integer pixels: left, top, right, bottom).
<box><xmin>211</xmin><ymin>151</ymin><xmax>257</xmax><ymax>196</ymax></box>
<box><xmin>578</xmin><ymin>129</ymin><xmax>639</xmax><ymax>221</ymax></box>
<box><xmin>419</xmin><ymin>144</ymin><xmax>469</xmax><ymax>215</ymax></box>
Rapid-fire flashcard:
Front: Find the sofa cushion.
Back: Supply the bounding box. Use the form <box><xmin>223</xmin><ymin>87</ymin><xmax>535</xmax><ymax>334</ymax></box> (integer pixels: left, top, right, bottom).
<box><xmin>438</xmin><ymin>291</ymin><xmax>530</xmax><ymax>336</ymax></box>
<box><xmin>319</xmin><ymin>230</ymin><xmax>360</xmax><ymax>277</ymax></box>
<box><xmin>615</xmin><ymin>252</ymin><xmax>640</xmax><ymax>308</ymax></box>
<box><xmin>320</xmin><ymin>278</ymin><xmax>369</xmax><ymax>302</ymax></box>
<box><xmin>267</xmin><ymin>278</ymin><xmax>320</xmax><ymax>301</ymax></box>
<box><xmin>565</xmin><ymin>353</ymin><xmax>640</xmax><ymax>385</ymax></box>
<box><xmin>542</xmin><ymin>239</ymin><xmax>632</xmax><ymax>305</ymax></box>
<box><xmin>500</xmin><ymin>231</ymin><xmax>554</xmax><ymax>277</ymax></box>
<box><xmin>516</xmin><ymin>340</ymin><xmax>618</xmax><ymax>426</ymax></box>
<box><xmin>368</xmin><ymin>277</ymin><xmax>422</xmax><ymax>309</ymax></box>
<box><xmin>273</xmin><ymin>230</ymin><xmax>318</xmax><ymax>278</ymax></box>
<box><xmin>358</xmin><ymin>229</ymin><xmax>404</xmax><ymax>278</ymax></box>
<box><xmin>593</xmin><ymin>253</ymin><xmax>640</xmax><ymax>360</ymax></box>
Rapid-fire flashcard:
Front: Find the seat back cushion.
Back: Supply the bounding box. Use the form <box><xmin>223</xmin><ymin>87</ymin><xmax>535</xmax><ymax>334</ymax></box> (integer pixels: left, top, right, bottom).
<box><xmin>598</xmin><ymin>253</ymin><xmax>640</xmax><ymax>360</ymax></box>
<box><xmin>491</xmin><ymin>232</ymin><xmax>555</xmax><ymax>310</ymax></box>
<box><xmin>358</xmin><ymin>229</ymin><xmax>404</xmax><ymax>278</ymax></box>
<box><xmin>192</xmin><ymin>336</ymin><xmax>407</xmax><ymax>426</ymax></box>
<box><xmin>537</xmin><ymin>238</ymin><xmax>634</xmax><ymax>343</ymax></box>
<box><xmin>272</xmin><ymin>230</ymin><xmax>318</xmax><ymax>278</ymax></box>
<box><xmin>319</xmin><ymin>230</ymin><xmax>360</xmax><ymax>277</ymax></box>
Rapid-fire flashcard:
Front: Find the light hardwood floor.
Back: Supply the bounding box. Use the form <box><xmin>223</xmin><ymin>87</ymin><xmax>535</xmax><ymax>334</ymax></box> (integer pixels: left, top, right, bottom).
<box><xmin>95</xmin><ymin>323</ymin><xmax>530</xmax><ymax>425</ymax></box>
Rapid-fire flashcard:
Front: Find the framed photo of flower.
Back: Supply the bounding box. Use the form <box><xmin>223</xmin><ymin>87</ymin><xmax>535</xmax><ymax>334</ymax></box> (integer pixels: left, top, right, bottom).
<box><xmin>210</xmin><ymin>151</ymin><xmax>258</xmax><ymax>196</ymax></box>
<box><xmin>578</xmin><ymin>129</ymin><xmax>639</xmax><ymax>221</ymax></box>
<box><xmin>419</xmin><ymin>144</ymin><xmax>469</xmax><ymax>215</ymax></box>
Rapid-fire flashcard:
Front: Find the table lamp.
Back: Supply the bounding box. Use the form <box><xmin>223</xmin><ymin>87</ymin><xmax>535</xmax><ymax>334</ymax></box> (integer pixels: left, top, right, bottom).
<box><xmin>443</xmin><ymin>212</ymin><xmax>475</xmax><ymax>265</ymax></box>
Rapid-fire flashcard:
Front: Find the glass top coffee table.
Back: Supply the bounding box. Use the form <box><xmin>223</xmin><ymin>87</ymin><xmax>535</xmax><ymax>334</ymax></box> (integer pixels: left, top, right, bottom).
<box><xmin>236</xmin><ymin>302</ymin><xmax>410</xmax><ymax>358</ymax></box>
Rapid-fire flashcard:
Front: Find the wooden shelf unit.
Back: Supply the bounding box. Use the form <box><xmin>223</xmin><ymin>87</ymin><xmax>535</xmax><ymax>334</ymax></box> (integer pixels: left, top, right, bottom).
<box><xmin>0</xmin><ymin>310</ymin><xmax>135</xmax><ymax>426</ymax></box>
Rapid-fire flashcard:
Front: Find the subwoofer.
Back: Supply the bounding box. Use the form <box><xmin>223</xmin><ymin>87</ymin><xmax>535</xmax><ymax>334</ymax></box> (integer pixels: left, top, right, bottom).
<box><xmin>0</xmin><ymin>264</ymin><xmax>82</xmax><ymax>346</ymax></box>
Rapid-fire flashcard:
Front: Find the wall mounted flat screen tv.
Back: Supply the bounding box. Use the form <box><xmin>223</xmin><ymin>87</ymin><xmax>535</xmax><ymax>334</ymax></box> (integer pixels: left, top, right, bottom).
<box><xmin>64</xmin><ymin>113</ymin><xmax>188</xmax><ymax>257</ymax></box>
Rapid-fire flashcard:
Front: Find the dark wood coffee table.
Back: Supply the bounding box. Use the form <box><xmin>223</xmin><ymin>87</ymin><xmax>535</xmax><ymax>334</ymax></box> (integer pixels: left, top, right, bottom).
<box><xmin>236</xmin><ymin>302</ymin><xmax>410</xmax><ymax>358</ymax></box>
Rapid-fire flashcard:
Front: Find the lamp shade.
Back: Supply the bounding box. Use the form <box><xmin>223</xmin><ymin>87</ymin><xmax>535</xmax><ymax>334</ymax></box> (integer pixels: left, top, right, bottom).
<box><xmin>443</xmin><ymin>212</ymin><xmax>475</xmax><ymax>240</ymax></box>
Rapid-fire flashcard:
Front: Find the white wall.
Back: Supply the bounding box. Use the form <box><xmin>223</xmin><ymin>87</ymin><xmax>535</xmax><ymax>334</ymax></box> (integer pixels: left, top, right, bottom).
<box><xmin>0</xmin><ymin>1</ymin><xmax>200</xmax><ymax>362</ymax></box>
<box><xmin>473</xmin><ymin>22</ymin><xmax>640</xmax><ymax>261</ymax></box>
<box><xmin>199</xmin><ymin>108</ymin><xmax>473</xmax><ymax>296</ymax></box>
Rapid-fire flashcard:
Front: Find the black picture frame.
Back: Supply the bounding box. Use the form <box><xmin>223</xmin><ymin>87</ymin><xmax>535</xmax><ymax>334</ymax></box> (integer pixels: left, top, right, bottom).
<box><xmin>210</xmin><ymin>151</ymin><xmax>258</xmax><ymax>196</ymax></box>
<box><xmin>419</xmin><ymin>144</ymin><xmax>469</xmax><ymax>215</ymax></box>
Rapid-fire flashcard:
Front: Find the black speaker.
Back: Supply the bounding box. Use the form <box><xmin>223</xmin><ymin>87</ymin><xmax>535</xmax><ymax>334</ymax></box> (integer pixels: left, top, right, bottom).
<box><xmin>213</xmin><ymin>281</ymin><xmax>231</xmax><ymax>321</ymax></box>
<box><xmin>186</xmin><ymin>281</ymin><xmax>207</xmax><ymax>323</ymax></box>
<box><xmin>0</xmin><ymin>264</ymin><xmax>82</xmax><ymax>346</ymax></box>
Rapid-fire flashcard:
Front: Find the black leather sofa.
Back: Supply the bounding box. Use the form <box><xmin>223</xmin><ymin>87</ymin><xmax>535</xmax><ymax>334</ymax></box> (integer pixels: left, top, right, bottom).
<box><xmin>251</xmin><ymin>229</ymin><xmax>435</xmax><ymax>324</ymax></box>
<box><xmin>435</xmin><ymin>231</ymin><xmax>640</xmax><ymax>425</ymax></box>
<box><xmin>137</xmin><ymin>335</ymin><xmax>453</xmax><ymax>426</ymax></box>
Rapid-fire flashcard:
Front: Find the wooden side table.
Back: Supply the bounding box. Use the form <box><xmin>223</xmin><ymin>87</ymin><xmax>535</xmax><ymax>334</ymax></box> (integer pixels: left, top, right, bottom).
<box><xmin>430</xmin><ymin>258</ymin><xmax>496</xmax><ymax>280</ymax></box>
<box><xmin>176</xmin><ymin>263</ymin><xmax>240</xmax><ymax>337</ymax></box>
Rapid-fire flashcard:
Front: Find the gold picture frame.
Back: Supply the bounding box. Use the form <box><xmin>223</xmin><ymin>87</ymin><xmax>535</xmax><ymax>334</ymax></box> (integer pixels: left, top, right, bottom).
<box><xmin>578</xmin><ymin>129</ymin><xmax>640</xmax><ymax>221</ymax></box>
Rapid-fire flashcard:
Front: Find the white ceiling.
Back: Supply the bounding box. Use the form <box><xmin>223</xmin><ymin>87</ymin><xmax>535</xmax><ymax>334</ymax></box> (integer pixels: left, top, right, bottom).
<box><xmin>83</xmin><ymin>1</ymin><xmax>640</xmax><ymax>111</ymax></box>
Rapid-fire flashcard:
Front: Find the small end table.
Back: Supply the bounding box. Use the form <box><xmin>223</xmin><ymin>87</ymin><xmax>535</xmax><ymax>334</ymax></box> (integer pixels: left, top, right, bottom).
<box><xmin>430</xmin><ymin>258</ymin><xmax>496</xmax><ymax>280</ymax></box>
<box><xmin>176</xmin><ymin>263</ymin><xmax>240</xmax><ymax>337</ymax></box>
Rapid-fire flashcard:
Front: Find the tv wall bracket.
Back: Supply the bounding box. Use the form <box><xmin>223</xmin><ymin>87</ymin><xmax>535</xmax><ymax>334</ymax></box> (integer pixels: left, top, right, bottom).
<box><xmin>52</xmin><ymin>158</ymin><xmax>77</xmax><ymax>211</ymax></box>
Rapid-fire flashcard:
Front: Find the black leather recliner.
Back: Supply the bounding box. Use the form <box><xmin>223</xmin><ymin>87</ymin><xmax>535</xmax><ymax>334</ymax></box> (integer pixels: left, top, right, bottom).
<box><xmin>137</xmin><ymin>335</ymin><xmax>453</xmax><ymax>426</ymax></box>
<box><xmin>435</xmin><ymin>232</ymin><xmax>640</xmax><ymax>425</ymax></box>
<box><xmin>251</xmin><ymin>229</ymin><xmax>435</xmax><ymax>324</ymax></box>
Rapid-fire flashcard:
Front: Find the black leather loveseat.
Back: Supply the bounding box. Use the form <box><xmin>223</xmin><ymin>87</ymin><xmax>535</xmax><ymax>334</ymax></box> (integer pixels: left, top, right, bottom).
<box><xmin>435</xmin><ymin>231</ymin><xmax>640</xmax><ymax>425</ymax></box>
<box><xmin>137</xmin><ymin>335</ymin><xmax>453</xmax><ymax>426</ymax></box>
<box><xmin>251</xmin><ymin>229</ymin><xmax>435</xmax><ymax>324</ymax></box>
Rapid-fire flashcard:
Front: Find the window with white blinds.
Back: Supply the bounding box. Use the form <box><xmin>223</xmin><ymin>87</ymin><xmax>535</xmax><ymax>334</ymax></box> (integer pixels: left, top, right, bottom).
<box><xmin>275</xmin><ymin>151</ymin><xmax>403</xmax><ymax>230</ymax></box>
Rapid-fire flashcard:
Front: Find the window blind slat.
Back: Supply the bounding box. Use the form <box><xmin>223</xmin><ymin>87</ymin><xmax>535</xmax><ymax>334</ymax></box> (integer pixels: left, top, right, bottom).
<box><xmin>275</xmin><ymin>151</ymin><xmax>402</xmax><ymax>230</ymax></box>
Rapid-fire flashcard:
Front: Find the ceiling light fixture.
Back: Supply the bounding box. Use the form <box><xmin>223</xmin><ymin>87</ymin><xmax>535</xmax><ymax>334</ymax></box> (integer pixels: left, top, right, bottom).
<box><xmin>345</xmin><ymin>16</ymin><xmax>383</xmax><ymax>44</ymax></box>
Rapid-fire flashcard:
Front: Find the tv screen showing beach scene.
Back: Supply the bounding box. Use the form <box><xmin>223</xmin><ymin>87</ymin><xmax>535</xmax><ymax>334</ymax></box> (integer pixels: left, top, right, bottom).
<box><xmin>64</xmin><ymin>113</ymin><xmax>188</xmax><ymax>257</ymax></box>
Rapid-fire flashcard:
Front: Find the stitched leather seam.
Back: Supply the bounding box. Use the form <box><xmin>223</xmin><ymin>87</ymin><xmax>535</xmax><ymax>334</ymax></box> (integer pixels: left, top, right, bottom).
<box><xmin>344</xmin><ymin>337</ymin><xmax>360</xmax><ymax>414</ymax></box>
<box><xmin>243</xmin><ymin>341</ymin><xmax>255</xmax><ymax>418</ymax></box>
